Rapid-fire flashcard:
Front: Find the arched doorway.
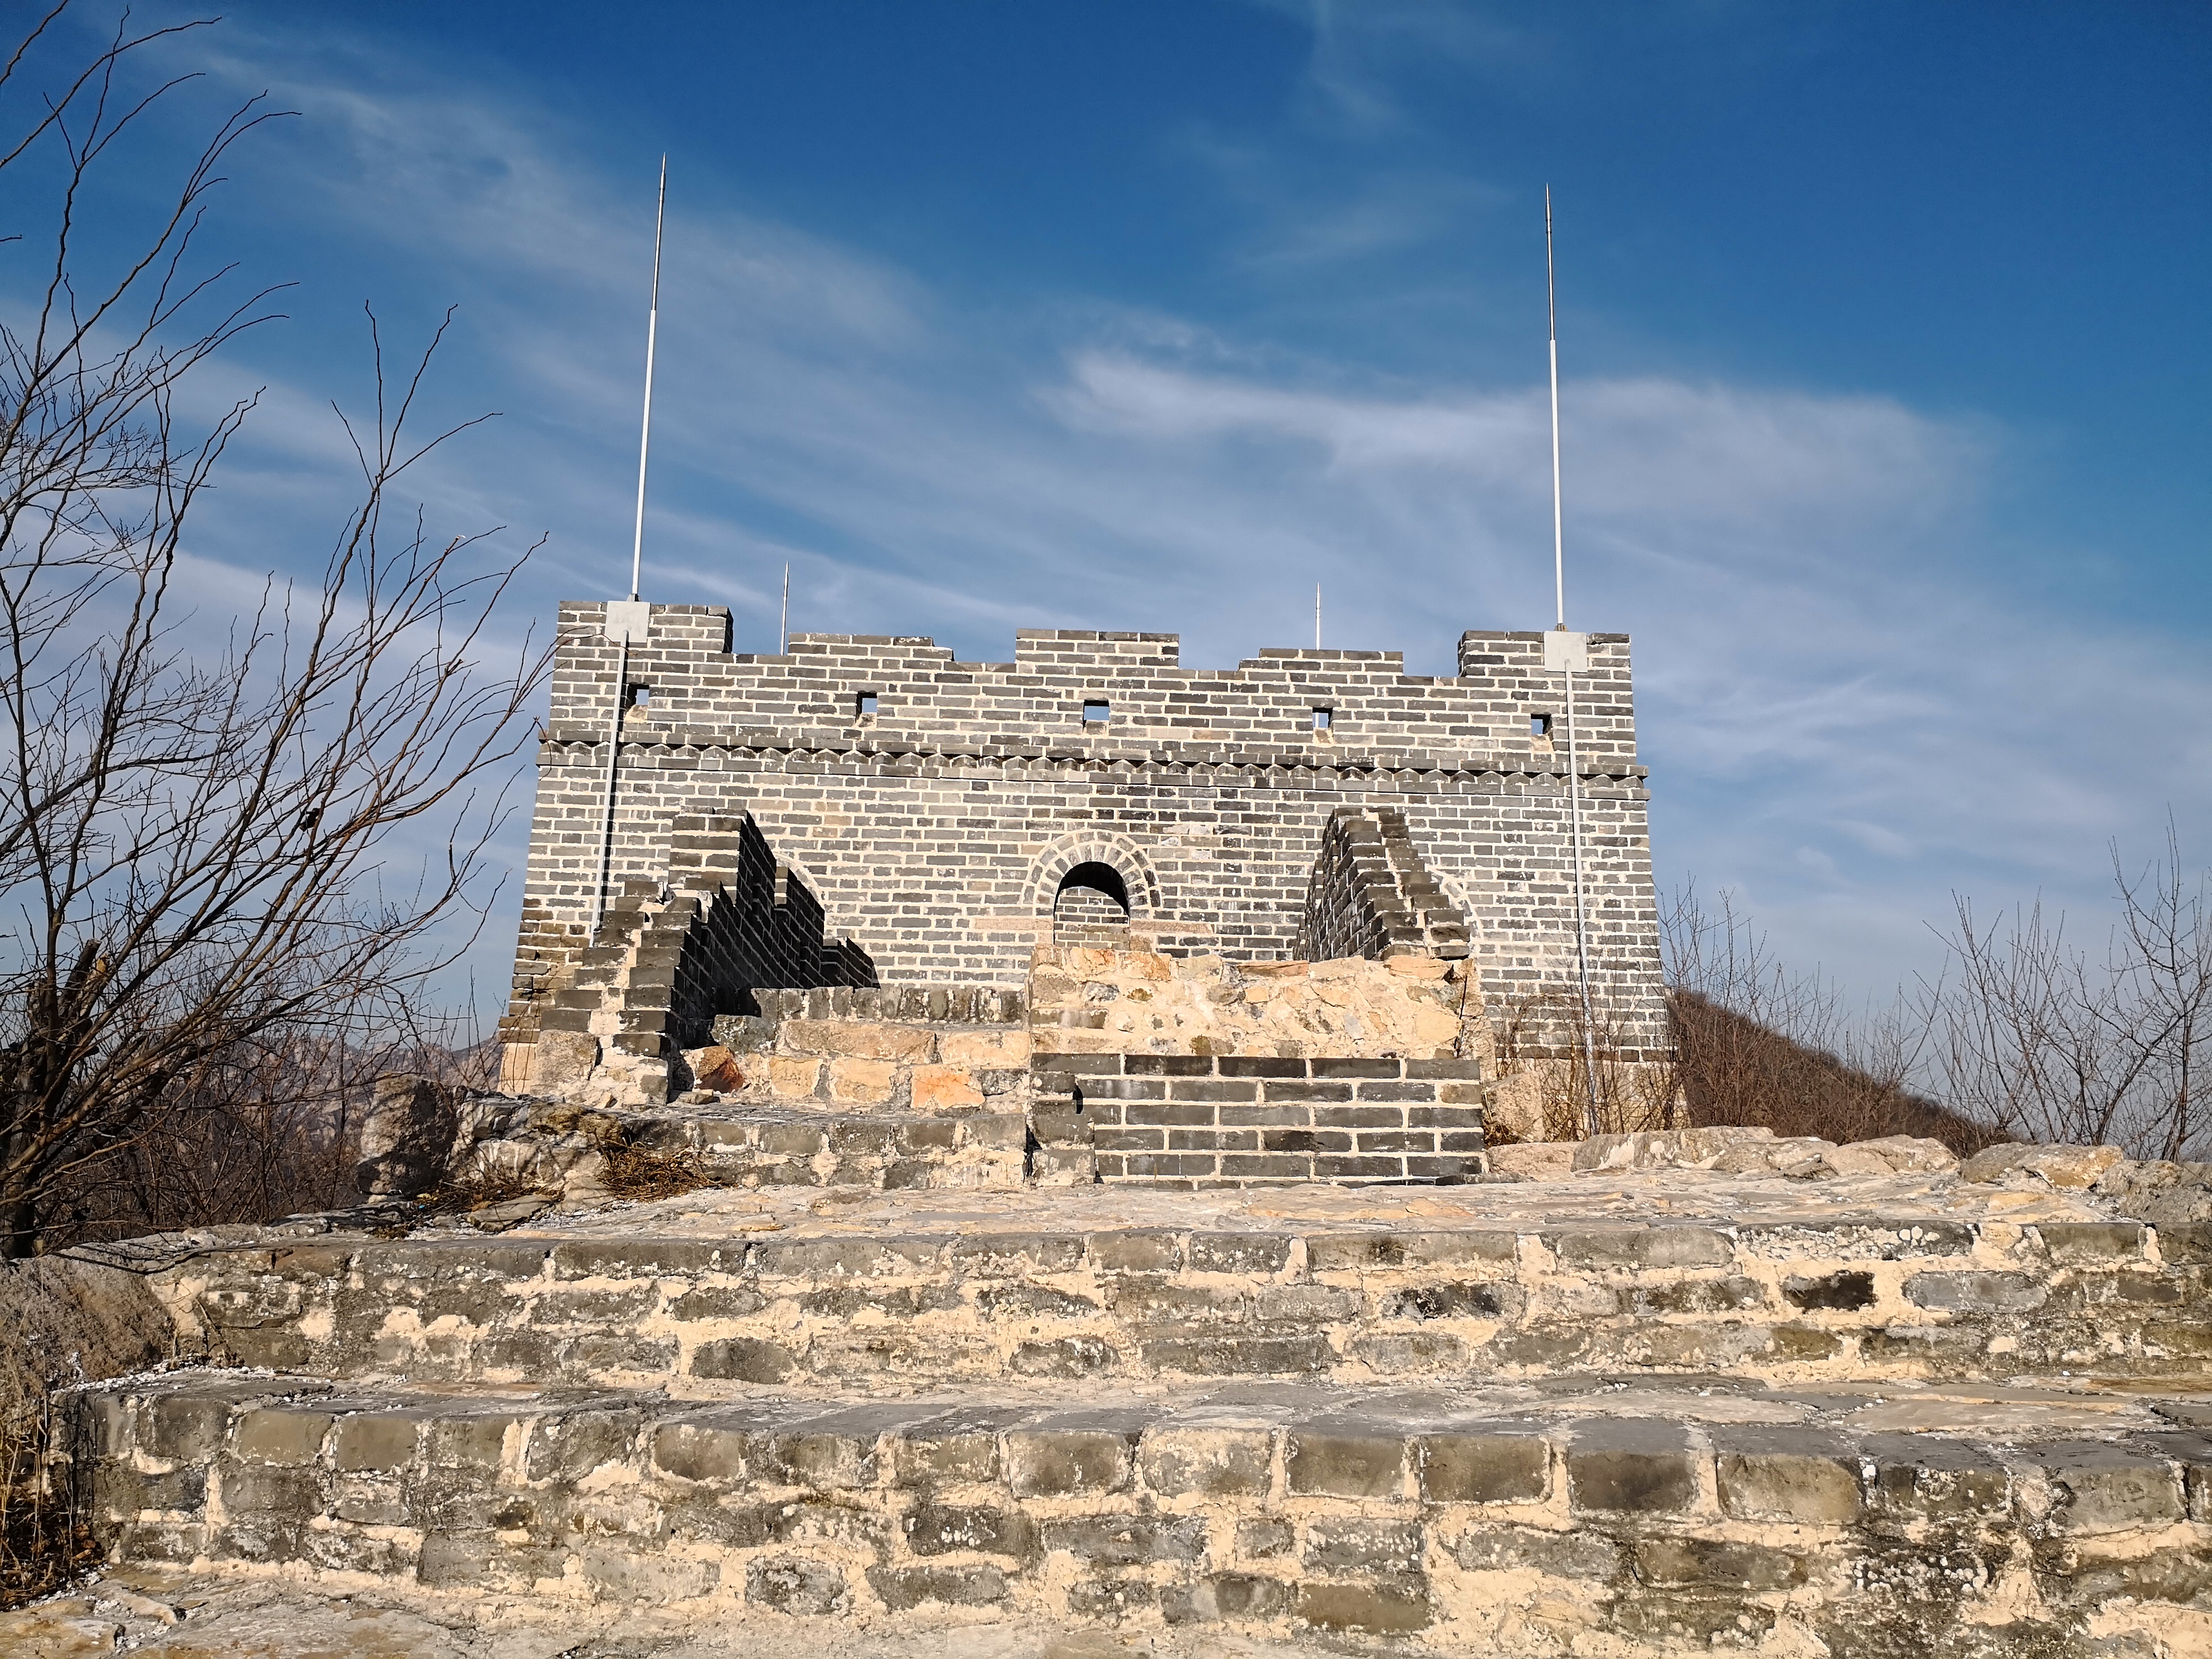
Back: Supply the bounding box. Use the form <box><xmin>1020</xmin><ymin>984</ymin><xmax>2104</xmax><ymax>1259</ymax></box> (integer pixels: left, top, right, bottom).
<box><xmin>1053</xmin><ymin>861</ymin><xmax>1131</xmax><ymax>947</ymax></box>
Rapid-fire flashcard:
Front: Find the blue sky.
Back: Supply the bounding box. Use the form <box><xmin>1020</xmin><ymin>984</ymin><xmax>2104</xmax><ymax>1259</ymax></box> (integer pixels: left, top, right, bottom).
<box><xmin>11</xmin><ymin>2</ymin><xmax>2208</xmax><ymax>1017</ymax></box>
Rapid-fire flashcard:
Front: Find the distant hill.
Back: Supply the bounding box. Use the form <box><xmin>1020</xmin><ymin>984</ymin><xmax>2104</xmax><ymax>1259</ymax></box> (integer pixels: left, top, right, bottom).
<box><xmin>1668</xmin><ymin>988</ymin><xmax>2007</xmax><ymax>1157</ymax></box>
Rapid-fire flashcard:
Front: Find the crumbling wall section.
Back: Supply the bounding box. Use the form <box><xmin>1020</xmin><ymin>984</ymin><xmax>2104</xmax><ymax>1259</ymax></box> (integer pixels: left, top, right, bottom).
<box><xmin>505</xmin><ymin>813</ymin><xmax>874</xmax><ymax>1102</ymax></box>
<box><xmin>707</xmin><ymin>983</ymin><xmax>1030</xmax><ymax>1116</ymax></box>
<box><xmin>1027</xmin><ymin>945</ymin><xmax>1486</xmax><ymax>1065</ymax></box>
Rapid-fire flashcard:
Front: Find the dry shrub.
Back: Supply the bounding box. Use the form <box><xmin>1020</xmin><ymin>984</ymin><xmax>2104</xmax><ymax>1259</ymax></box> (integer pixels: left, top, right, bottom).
<box><xmin>421</xmin><ymin>1167</ymin><xmax>554</xmax><ymax>1216</ymax></box>
<box><xmin>1493</xmin><ymin>991</ymin><xmax>1681</xmax><ymax>1142</ymax></box>
<box><xmin>1669</xmin><ymin>988</ymin><xmax>2004</xmax><ymax>1156</ymax></box>
<box><xmin>595</xmin><ymin>1131</ymin><xmax>724</xmax><ymax>1204</ymax></box>
<box><xmin>0</xmin><ymin>1404</ymin><xmax>98</xmax><ymax>1609</ymax></box>
<box><xmin>0</xmin><ymin>1257</ymin><xmax>171</xmax><ymax>1608</ymax></box>
<box><xmin>1662</xmin><ymin>884</ymin><xmax>2003</xmax><ymax>1155</ymax></box>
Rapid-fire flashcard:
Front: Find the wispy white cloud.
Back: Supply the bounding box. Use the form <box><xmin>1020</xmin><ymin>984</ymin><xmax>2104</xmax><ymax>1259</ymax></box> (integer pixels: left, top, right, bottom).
<box><xmin>73</xmin><ymin>12</ymin><xmax>2212</xmax><ymax>1015</ymax></box>
<box><xmin>1244</xmin><ymin>0</ymin><xmax>1540</xmax><ymax>135</ymax></box>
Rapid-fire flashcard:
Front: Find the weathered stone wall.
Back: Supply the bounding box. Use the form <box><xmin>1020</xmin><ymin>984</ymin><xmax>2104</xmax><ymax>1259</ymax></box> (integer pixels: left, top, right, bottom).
<box><xmin>76</xmin><ymin>1366</ymin><xmax>2212</xmax><ymax>1656</ymax></box>
<box><xmin>510</xmin><ymin>813</ymin><xmax>877</xmax><ymax>1100</ymax></box>
<box><xmin>499</xmin><ymin>608</ymin><xmax>1664</xmax><ymax>1073</ymax></box>
<box><xmin>146</xmin><ymin>1209</ymin><xmax>2212</xmax><ymax>1393</ymax></box>
<box><xmin>1027</xmin><ymin>947</ymin><xmax>1485</xmax><ymax>1064</ymax></box>
<box><xmin>710</xmin><ymin>987</ymin><xmax>1032</xmax><ymax>1117</ymax></box>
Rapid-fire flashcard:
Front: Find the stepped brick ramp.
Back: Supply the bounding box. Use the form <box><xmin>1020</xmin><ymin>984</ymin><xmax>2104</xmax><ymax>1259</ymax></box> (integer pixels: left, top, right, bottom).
<box><xmin>76</xmin><ymin>1171</ymin><xmax>2212</xmax><ymax>1655</ymax></box>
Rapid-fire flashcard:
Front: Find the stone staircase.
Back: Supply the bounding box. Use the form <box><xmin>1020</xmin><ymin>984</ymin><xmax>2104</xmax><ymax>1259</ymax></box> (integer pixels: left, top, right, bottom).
<box><xmin>71</xmin><ymin>1176</ymin><xmax>2212</xmax><ymax>1656</ymax></box>
<box><xmin>1297</xmin><ymin>807</ymin><xmax>1472</xmax><ymax>965</ymax></box>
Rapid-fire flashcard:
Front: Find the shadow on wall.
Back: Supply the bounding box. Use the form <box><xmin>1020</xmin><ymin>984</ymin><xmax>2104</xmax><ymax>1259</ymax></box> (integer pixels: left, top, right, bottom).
<box><xmin>1054</xmin><ymin>861</ymin><xmax>1132</xmax><ymax>949</ymax></box>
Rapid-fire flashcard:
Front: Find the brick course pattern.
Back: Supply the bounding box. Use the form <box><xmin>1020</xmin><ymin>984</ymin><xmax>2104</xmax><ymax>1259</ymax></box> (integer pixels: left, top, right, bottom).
<box><xmin>1031</xmin><ymin>1054</ymin><xmax>1487</xmax><ymax>1187</ymax></box>
<box><xmin>498</xmin><ymin>607</ymin><xmax>1665</xmax><ymax>1068</ymax></box>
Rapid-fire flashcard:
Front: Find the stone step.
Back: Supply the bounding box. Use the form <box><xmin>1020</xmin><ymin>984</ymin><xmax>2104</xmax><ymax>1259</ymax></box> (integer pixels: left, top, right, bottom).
<box><xmin>643</xmin><ymin>1107</ymin><xmax>1027</xmax><ymax>1192</ymax></box>
<box><xmin>79</xmin><ymin>1368</ymin><xmax>2212</xmax><ymax>1651</ymax></box>
<box><xmin>157</xmin><ymin>1207</ymin><xmax>2212</xmax><ymax>1393</ymax></box>
<box><xmin>452</xmin><ymin>1101</ymin><xmax>1027</xmax><ymax>1202</ymax></box>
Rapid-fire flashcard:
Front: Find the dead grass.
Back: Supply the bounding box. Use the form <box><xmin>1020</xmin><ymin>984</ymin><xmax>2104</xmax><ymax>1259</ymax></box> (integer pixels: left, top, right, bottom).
<box><xmin>1668</xmin><ymin>989</ymin><xmax>2007</xmax><ymax>1156</ymax></box>
<box><xmin>419</xmin><ymin>1170</ymin><xmax>556</xmax><ymax>1216</ymax></box>
<box><xmin>0</xmin><ymin>1406</ymin><xmax>98</xmax><ymax>1611</ymax></box>
<box><xmin>594</xmin><ymin>1132</ymin><xmax>727</xmax><ymax>1204</ymax></box>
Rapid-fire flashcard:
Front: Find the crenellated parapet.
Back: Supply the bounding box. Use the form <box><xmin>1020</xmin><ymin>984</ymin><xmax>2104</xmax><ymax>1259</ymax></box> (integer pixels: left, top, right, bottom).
<box><xmin>503</xmin><ymin>604</ymin><xmax>1669</xmax><ymax>1082</ymax></box>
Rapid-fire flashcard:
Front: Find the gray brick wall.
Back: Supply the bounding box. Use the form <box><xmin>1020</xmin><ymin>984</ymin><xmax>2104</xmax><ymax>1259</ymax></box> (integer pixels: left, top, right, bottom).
<box><xmin>1031</xmin><ymin>1053</ymin><xmax>1487</xmax><ymax>1187</ymax></box>
<box><xmin>503</xmin><ymin>605</ymin><xmax>1667</xmax><ymax>1064</ymax></box>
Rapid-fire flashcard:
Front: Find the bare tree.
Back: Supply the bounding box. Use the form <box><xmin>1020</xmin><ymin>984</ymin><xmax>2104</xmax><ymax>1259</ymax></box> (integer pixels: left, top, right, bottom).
<box><xmin>1924</xmin><ymin>828</ymin><xmax>2210</xmax><ymax>1160</ymax></box>
<box><xmin>0</xmin><ymin>7</ymin><xmax>550</xmax><ymax>1256</ymax></box>
<box><xmin>1658</xmin><ymin>882</ymin><xmax>2000</xmax><ymax>1153</ymax></box>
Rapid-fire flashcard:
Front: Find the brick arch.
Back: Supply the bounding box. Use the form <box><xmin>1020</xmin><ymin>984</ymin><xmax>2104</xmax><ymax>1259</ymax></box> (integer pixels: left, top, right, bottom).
<box><xmin>1024</xmin><ymin>833</ymin><xmax>1161</xmax><ymax>920</ymax></box>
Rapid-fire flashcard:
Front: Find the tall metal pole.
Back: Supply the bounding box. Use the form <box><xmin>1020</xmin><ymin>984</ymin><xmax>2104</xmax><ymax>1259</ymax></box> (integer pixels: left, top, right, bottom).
<box><xmin>1546</xmin><ymin>187</ymin><xmax>1603</xmax><ymax>1138</ymax></box>
<box><xmin>590</xmin><ymin>158</ymin><xmax>668</xmax><ymax>939</ymax></box>
<box><xmin>1314</xmin><ymin>584</ymin><xmax>1321</xmax><ymax>651</ymax></box>
<box><xmin>780</xmin><ymin>561</ymin><xmax>790</xmax><ymax>654</ymax></box>
<box><xmin>629</xmin><ymin>156</ymin><xmax>667</xmax><ymax>604</ymax></box>
<box><xmin>1547</xmin><ymin>187</ymin><xmax>1565</xmax><ymax>632</ymax></box>
<box><xmin>589</xmin><ymin>636</ymin><xmax>629</xmax><ymax>938</ymax></box>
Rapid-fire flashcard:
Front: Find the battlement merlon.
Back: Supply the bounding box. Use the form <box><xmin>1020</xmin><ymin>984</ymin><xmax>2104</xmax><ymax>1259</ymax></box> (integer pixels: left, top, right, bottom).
<box><xmin>545</xmin><ymin>603</ymin><xmax>1642</xmax><ymax>773</ymax></box>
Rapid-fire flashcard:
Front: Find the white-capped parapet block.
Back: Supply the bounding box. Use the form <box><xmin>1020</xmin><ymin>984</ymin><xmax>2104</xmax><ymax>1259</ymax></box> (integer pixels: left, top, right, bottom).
<box><xmin>1542</xmin><ymin>629</ymin><xmax>1588</xmax><ymax>673</ymax></box>
<box><xmin>604</xmin><ymin>600</ymin><xmax>652</xmax><ymax>643</ymax></box>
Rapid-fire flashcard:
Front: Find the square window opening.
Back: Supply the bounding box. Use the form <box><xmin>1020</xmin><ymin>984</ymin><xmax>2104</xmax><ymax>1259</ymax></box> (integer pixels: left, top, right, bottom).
<box><xmin>1312</xmin><ymin>707</ymin><xmax>1333</xmax><ymax>731</ymax></box>
<box><xmin>855</xmin><ymin>691</ymin><xmax>879</xmax><ymax>718</ymax></box>
<box><xmin>627</xmin><ymin>683</ymin><xmax>651</xmax><ymax>708</ymax></box>
<box><xmin>1530</xmin><ymin>713</ymin><xmax>1553</xmax><ymax>738</ymax></box>
<box><xmin>1083</xmin><ymin>700</ymin><xmax>1110</xmax><ymax>724</ymax></box>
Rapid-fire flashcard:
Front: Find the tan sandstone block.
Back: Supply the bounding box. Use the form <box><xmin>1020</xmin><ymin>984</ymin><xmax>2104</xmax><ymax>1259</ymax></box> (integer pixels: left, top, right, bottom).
<box><xmin>1962</xmin><ymin>1142</ymin><xmax>2124</xmax><ymax>1190</ymax></box>
<box><xmin>827</xmin><ymin>1058</ymin><xmax>898</xmax><ymax>1104</ymax></box>
<box><xmin>782</xmin><ymin>1020</ymin><xmax>936</xmax><ymax>1063</ymax></box>
<box><xmin>768</xmin><ymin>1056</ymin><xmax>823</xmax><ymax>1099</ymax></box>
<box><xmin>939</xmin><ymin>1030</ymin><xmax>1030</xmax><ymax>1067</ymax></box>
<box><xmin>911</xmin><ymin>1065</ymin><xmax>984</xmax><ymax>1112</ymax></box>
<box><xmin>1411</xmin><ymin>1006</ymin><xmax>1461</xmax><ymax>1048</ymax></box>
<box><xmin>1388</xmin><ymin>955</ymin><xmax>1452</xmax><ymax>979</ymax></box>
<box><xmin>530</xmin><ymin>1030</ymin><xmax>599</xmax><ymax>1095</ymax></box>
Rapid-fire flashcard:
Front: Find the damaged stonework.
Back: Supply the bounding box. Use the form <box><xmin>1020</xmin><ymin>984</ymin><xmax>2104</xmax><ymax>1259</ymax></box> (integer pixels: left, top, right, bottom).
<box><xmin>503</xmin><ymin>813</ymin><xmax>875</xmax><ymax>1106</ymax></box>
<box><xmin>1029</xmin><ymin>947</ymin><xmax>1487</xmax><ymax>1066</ymax></box>
<box><xmin>499</xmin><ymin>615</ymin><xmax>1670</xmax><ymax>1073</ymax></box>
<box><xmin>445</xmin><ymin>952</ymin><xmax>1495</xmax><ymax>1204</ymax></box>
<box><xmin>355</xmin><ymin>1074</ymin><xmax>460</xmax><ymax>1197</ymax></box>
<box><xmin>71</xmin><ymin>1361</ymin><xmax>2212</xmax><ymax>1658</ymax></box>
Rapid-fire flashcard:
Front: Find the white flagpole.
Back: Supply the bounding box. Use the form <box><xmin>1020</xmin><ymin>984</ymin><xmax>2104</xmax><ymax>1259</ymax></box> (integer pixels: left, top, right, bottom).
<box><xmin>1546</xmin><ymin>187</ymin><xmax>1603</xmax><ymax>1137</ymax></box>
<box><xmin>780</xmin><ymin>561</ymin><xmax>790</xmax><ymax>654</ymax></box>
<box><xmin>591</xmin><ymin>158</ymin><xmax>668</xmax><ymax>938</ymax></box>
<box><xmin>629</xmin><ymin>157</ymin><xmax>667</xmax><ymax>603</ymax></box>
<box><xmin>1547</xmin><ymin>187</ymin><xmax>1565</xmax><ymax>632</ymax></box>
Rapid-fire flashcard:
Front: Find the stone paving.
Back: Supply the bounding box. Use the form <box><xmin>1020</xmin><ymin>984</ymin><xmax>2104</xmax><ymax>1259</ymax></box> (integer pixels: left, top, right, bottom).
<box><xmin>52</xmin><ymin>1158</ymin><xmax>2212</xmax><ymax>1657</ymax></box>
<box><xmin>0</xmin><ymin>1568</ymin><xmax>1338</xmax><ymax>1657</ymax></box>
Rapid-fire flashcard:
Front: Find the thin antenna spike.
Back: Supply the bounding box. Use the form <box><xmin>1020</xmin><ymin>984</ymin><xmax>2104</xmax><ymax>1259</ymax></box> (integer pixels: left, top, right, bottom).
<box><xmin>628</xmin><ymin>156</ymin><xmax>667</xmax><ymax>603</ymax></box>
<box><xmin>780</xmin><ymin>561</ymin><xmax>790</xmax><ymax>654</ymax></box>
<box><xmin>1546</xmin><ymin>185</ymin><xmax>1565</xmax><ymax>630</ymax></box>
<box><xmin>1314</xmin><ymin>584</ymin><xmax>1321</xmax><ymax>651</ymax></box>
